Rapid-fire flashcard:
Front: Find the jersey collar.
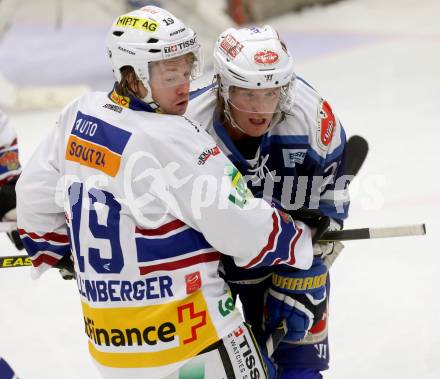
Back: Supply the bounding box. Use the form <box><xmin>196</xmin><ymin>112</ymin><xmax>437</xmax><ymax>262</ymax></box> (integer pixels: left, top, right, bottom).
<box><xmin>212</xmin><ymin>115</ymin><xmax>269</xmax><ymax>170</ymax></box>
<box><xmin>108</xmin><ymin>84</ymin><xmax>164</xmax><ymax>114</ymax></box>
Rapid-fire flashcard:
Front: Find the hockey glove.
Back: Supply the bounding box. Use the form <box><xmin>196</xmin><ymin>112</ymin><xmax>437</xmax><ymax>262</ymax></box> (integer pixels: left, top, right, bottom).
<box><xmin>55</xmin><ymin>254</ymin><xmax>75</xmax><ymax>280</ymax></box>
<box><xmin>312</xmin><ymin>217</ymin><xmax>344</xmax><ymax>268</ymax></box>
<box><xmin>0</xmin><ymin>178</ymin><xmax>24</xmax><ymax>250</ymax></box>
<box><xmin>264</xmin><ymin>257</ymin><xmax>327</xmax><ymax>342</ymax></box>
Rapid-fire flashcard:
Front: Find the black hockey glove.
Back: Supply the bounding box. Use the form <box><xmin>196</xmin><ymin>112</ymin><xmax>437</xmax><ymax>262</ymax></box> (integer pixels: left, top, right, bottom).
<box><xmin>0</xmin><ymin>178</ymin><xmax>24</xmax><ymax>250</ymax></box>
<box><xmin>55</xmin><ymin>254</ymin><xmax>75</xmax><ymax>280</ymax></box>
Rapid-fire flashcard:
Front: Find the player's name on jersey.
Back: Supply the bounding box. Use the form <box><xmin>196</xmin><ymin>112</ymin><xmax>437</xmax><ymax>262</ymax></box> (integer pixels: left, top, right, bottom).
<box><xmin>76</xmin><ymin>274</ymin><xmax>174</xmax><ymax>303</ymax></box>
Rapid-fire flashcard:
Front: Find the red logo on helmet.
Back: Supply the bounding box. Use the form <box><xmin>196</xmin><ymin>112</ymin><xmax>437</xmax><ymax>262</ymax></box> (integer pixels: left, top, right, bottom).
<box><xmin>254</xmin><ymin>50</ymin><xmax>279</xmax><ymax>65</ymax></box>
<box><xmin>219</xmin><ymin>34</ymin><xmax>243</xmax><ymax>59</ymax></box>
<box><xmin>318</xmin><ymin>100</ymin><xmax>336</xmax><ymax>148</ymax></box>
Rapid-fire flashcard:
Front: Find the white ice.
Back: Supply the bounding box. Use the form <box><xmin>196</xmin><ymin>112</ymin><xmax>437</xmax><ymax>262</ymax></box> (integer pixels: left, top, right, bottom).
<box><xmin>0</xmin><ymin>0</ymin><xmax>439</xmax><ymax>378</ymax></box>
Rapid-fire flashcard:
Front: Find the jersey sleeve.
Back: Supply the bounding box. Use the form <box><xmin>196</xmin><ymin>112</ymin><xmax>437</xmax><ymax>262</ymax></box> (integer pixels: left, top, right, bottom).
<box><xmin>137</xmin><ymin>117</ymin><xmax>313</xmax><ymax>270</ymax></box>
<box><xmin>0</xmin><ymin>110</ymin><xmax>21</xmax><ymax>185</ymax></box>
<box><xmin>16</xmin><ymin>114</ymin><xmax>71</xmax><ymax>276</ymax></box>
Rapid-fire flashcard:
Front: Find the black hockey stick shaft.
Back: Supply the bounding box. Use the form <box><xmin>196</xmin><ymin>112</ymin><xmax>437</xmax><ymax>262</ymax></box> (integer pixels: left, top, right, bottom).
<box><xmin>0</xmin><ymin>223</ymin><xmax>427</xmax><ymax>269</ymax></box>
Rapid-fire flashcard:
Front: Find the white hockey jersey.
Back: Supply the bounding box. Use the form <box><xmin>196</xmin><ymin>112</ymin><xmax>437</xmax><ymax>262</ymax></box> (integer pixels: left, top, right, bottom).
<box><xmin>0</xmin><ymin>110</ymin><xmax>21</xmax><ymax>185</ymax></box>
<box><xmin>16</xmin><ymin>90</ymin><xmax>313</xmax><ymax>379</ymax></box>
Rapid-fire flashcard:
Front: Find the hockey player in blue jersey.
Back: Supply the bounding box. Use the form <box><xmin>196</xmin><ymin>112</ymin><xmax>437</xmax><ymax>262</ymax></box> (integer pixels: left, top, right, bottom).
<box><xmin>186</xmin><ymin>26</ymin><xmax>349</xmax><ymax>378</ymax></box>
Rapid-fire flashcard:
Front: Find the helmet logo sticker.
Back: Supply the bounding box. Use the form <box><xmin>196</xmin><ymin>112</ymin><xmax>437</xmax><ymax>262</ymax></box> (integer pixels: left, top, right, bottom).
<box><xmin>163</xmin><ymin>37</ymin><xmax>197</xmax><ymax>58</ymax></box>
<box><xmin>140</xmin><ymin>6</ymin><xmax>160</xmax><ymax>14</ymax></box>
<box><xmin>264</xmin><ymin>74</ymin><xmax>273</xmax><ymax>82</ymax></box>
<box><xmin>317</xmin><ymin>99</ymin><xmax>336</xmax><ymax>149</ymax></box>
<box><xmin>115</xmin><ymin>15</ymin><xmax>158</xmax><ymax>32</ymax></box>
<box><xmin>254</xmin><ymin>50</ymin><xmax>279</xmax><ymax>65</ymax></box>
<box><xmin>117</xmin><ymin>46</ymin><xmax>135</xmax><ymax>56</ymax></box>
<box><xmin>164</xmin><ymin>44</ymin><xmax>178</xmax><ymax>54</ymax></box>
<box><xmin>170</xmin><ymin>27</ymin><xmax>185</xmax><ymax>36</ymax></box>
<box><xmin>219</xmin><ymin>34</ymin><xmax>244</xmax><ymax>59</ymax></box>
<box><xmin>247</xmin><ymin>27</ymin><xmax>261</xmax><ymax>34</ymax></box>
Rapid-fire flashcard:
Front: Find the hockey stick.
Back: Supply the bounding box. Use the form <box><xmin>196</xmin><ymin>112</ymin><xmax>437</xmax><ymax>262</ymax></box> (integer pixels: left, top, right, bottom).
<box><xmin>0</xmin><ymin>255</ymin><xmax>31</xmax><ymax>268</ymax></box>
<box><xmin>0</xmin><ymin>223</ymin><xmax>426</xmax><ymax>270</ymax></box>
<box><xmin>345</xmin><ymin>135</ymin><xmax>369</xmax><ymax>177</ymax></box>
<box><xmin>319</xmin><ymin>223</ymin><xmax>426</xmax><ymax>242</ymax></box>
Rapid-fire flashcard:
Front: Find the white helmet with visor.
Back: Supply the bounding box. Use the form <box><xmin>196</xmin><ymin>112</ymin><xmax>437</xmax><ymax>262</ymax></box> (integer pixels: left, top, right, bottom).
<box><xmin>107</xmin><ymin>6</ymin><xmax>202</xmax><ymax>104</ymax></box>
<box><xmin>213</xmin><ymin>25</ymin><xmax>295</xmax><ymax>130</ymax></box>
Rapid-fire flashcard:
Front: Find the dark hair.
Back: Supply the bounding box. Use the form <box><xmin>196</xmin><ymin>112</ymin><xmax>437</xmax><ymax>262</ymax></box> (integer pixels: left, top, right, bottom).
<box><xmin>214</xmin><ymin>75</ymin><xmax>226</xmax><ymax>123</ymax></box>
<box><xmin>115</xmin><ymin>66</ymin><xmax>139</xmax><ymax>97</ymax></box>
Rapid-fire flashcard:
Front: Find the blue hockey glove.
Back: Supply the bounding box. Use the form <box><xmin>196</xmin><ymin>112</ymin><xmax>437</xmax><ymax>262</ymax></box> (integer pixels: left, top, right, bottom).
<box><xmin>264</xmin><ymin>257</ymin><xmax>327</xmax><ymax>342</ymax></box>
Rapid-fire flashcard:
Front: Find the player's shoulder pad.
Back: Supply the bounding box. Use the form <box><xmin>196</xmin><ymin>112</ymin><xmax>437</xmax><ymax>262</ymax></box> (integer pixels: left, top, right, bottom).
<box><xmin>187</xmin><ymin>82</ymin><xmax>217</xmax><ymax>130</ymax></box>
<box><xmin>59</xmin><ymin>91</ymin><xmax>100</xmax><ymax>122</ymax></box>
<box><xmin>290</xmin><ymin>77</ymin><xmax>344</xmax><ymax>156</ymax></box>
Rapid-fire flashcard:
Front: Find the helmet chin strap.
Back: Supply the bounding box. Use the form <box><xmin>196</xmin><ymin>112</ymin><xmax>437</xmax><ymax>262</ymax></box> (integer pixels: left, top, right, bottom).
<box><xmin>139</xmin><ymin>80</ymin><xmax>162</xmax><ymax>111</ymax></box>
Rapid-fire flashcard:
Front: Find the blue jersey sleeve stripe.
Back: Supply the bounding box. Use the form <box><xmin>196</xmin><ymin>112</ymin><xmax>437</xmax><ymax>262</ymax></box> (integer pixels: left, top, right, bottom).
<box><xmin>20</xmin><ymin>237</ymin><xmax>71</xmax><ymax>258</ymax></box>
<box><xmin>136</xmin><ymin>228</ymin><xmax>212</xmax><ymax>262</ymax></box>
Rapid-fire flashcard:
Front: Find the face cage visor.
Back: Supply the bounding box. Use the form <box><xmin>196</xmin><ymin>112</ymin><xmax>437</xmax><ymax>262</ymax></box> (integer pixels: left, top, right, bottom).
<box><xmin>148</xmin><ymin>50</ymin><xmax>202</xmax><ymax>89</ymax></box>
<box><xmin>227</xmin><ymin>84</ymin><xmax>290</xmax><ymax>115</ymax></box>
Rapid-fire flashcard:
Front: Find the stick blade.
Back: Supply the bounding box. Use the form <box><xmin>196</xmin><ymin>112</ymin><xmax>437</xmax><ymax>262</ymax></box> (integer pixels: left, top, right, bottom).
<box><xmin>346</xmin><ymin>135</ymin><xmax>369</xmax><ymax>176</ymax></box>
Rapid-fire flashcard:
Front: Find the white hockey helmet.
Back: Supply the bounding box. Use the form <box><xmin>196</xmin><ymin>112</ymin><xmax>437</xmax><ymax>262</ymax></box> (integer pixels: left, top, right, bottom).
<box><xmin>214</xmin><ymin>25</ymin><xmax>295</xmax><ymax>114</ymax></box>
<box><xmin>107</xmin><ymin>6</ymin><xmax>202</xmax><ymax>101</ymax></box>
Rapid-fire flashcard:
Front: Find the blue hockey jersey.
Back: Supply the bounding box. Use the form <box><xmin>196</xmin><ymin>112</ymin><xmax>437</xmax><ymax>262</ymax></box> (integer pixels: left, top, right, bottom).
<box><xmin>186</xmin><ymin>76</ymin><xmax>349</xmax><ymax>372</ymax></box>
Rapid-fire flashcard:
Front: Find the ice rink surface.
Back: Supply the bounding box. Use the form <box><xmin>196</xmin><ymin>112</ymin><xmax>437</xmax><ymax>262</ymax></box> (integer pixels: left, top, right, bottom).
<box><xmin>1</xmin><ymin>0</ymin><xmax>439</xmax><ymax>377</ymax></box>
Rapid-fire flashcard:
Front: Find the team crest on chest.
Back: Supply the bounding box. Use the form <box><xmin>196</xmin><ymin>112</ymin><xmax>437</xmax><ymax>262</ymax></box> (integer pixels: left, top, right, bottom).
<box><xmin>282</xmin><ymin>149</ymin><xmax>307</xmax><ymax>168</ymax></box>
<box><xmin>317</xmin><ymin>99</ymin><xmax>336</xmax><ymax>150</ymax></box>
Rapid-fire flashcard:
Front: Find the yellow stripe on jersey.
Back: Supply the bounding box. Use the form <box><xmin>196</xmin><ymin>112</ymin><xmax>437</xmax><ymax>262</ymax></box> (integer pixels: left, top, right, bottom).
<box><xmin>82</xmin><ymin>291</ymin><xmax>219</xmax><ymax>368</ymax></box>
<box><xmin>65</xmin><ymin>135</ymin><xmax>121</xmax><ymax>177</ymax></box>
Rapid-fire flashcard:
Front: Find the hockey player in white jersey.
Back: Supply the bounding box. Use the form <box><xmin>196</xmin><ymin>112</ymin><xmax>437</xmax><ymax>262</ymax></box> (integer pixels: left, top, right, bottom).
<box><xmin>186</xmin><ymin>26</ymin><xmax>349</xmax><ymax>378</ymax></box>
<box><xmin>16</xmin><ymin>7</ymin><xmax>315</xmax><ymax>379</ymax></box>
<box><xmin>0</xmin><ymin>109</ymin><xmax>23</xmax><ymax>250</ymax></box>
